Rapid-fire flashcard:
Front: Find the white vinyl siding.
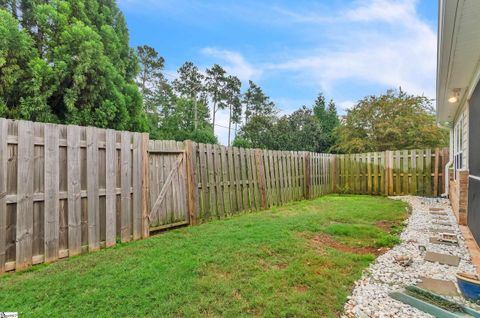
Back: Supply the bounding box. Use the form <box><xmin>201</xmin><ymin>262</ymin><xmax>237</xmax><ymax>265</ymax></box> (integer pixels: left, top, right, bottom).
<box><xmin>453</xmin><ymin>102</ymin><xmax>469</xmax><ymax>176</ymax></box>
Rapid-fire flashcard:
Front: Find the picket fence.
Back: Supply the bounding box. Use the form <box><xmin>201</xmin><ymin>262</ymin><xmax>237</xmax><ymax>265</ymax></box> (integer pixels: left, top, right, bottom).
<box><xmin>0</xmin><ymin>118</ymin><xmax>447</xmax><ymax>272</ymax></box>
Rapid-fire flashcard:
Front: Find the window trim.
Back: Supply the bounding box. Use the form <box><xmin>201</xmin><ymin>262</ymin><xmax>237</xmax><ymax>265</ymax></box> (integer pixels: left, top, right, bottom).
<box><xmin>453</xmin><ymin>112</ymin><xmax>464</xmax><ymax>177</ymax></box>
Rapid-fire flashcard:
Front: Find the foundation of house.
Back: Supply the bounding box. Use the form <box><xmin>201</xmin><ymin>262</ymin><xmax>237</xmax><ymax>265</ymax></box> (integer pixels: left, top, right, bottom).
<box><xmin>449</xmin><ymin>169</ymin><xmax>469</xmax><ymax>226</ymax></box>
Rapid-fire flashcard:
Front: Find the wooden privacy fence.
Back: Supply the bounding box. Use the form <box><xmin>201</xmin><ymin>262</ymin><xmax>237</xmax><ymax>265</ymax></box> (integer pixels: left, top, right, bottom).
<box><xmin>0</xmin><ymin>117</ymin><xmax>448</xmax><ymax>273</ymax></box>
<box><xmin>0</xmin><ymin>118</ymin><xmax>149</xmax><ymax>273</ymax></box>
<box><xmin>191</xmin><ymin>146</ymin><xmax>333</xmax><ymax>222</ymax></box>
<box><xmin>333</xmin><ymin>149</ymin><xmax>449</xmax><ymax>196</ymax></box>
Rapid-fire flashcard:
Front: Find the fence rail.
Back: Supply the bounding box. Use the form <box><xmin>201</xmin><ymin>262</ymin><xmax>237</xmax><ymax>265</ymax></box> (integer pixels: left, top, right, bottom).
<box><xmin>334</xmin><ymin>149</ymin><xmax>449</xmax><ymax>197</ymax></box>
<box><xmin>0</xmin><ymin>119</ymin><xmax>149</xmax><ymax>273</ymax></box>
<box><xmin>0</xmin><ymin>117</ymin><xmax>448</xmax><ymax>273</ymax></box>
<box><xmin>192</xmin><ymin>146</ymin><xmax>333</xmax><ymax>222</ymax></box>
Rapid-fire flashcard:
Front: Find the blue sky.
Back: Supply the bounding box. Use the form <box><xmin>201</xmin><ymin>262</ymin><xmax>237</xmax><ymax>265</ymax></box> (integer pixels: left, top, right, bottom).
<box><xmin>118</xmin><ymin>0</ymin><xmax>438</xmax><ymax>144</ymax></box>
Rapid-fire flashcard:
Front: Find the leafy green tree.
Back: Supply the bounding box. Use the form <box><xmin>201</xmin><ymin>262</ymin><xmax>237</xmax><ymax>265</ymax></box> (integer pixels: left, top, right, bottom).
<box><xmin>235</xmin><ymin>106</ymin><xmax>324</xmax><ymax>151</ymax></box>
<box><xmin>156</xmin><ymin>97</ymin><xmax>217</xmax><ymax>144</ymax></box>
<box><xmin>0</xmin><ymin>1</ymin><xmax>147</xmax><ymax>131</ymax></box>
<box><xmin>172</xmin><ymin>61</ymin><xmax>205</xmax><ymax>130</ymax></box>
<box><xmin>233</xmin><ymin>115</ymin><xmax>275</xmax><ymax>149</ymax></box>
<box><xmin>312</xmin><ymin>93</ymin><xmax>340</xmax><ymax>152</ymax></box>
<box><xmin>224</xmin><ymin>75</ymin><xmax>242</xmax><ymax>146</ymax></box>
<box><xmin>231</xmin><ymin>136</ymin><xmax>252</xmax><ymax>148</ymax></box>
<box><xmin>273</xmin><ymin>106</ymin><xmax>324</xmax><ymax>151</ymax></box>
<box><xmin>205</xmin><ymin>64</ymin><xmax>228</xmax><ymax>130</ymax></box>
<box><xmin>135</xmin><ymin>44</ymin><xmax>164</xmax><ymax>109</ymax></box>
<box><xmin>134</xmin><ymin>44</ymin><xmax>175</xmax><ymax>138</ymax></box>
<box><xmin>242</xmin><ymin>80</ymin><xmax>276</xmax><ymax>123</ymax></box>
<box><xmin>145</xmin><ymin>78</ymin><xmax>177</xmax><ymax>139</ymax></box>
<box><xmin>333</xmin><ymin>89</ymin><xmax>449</xmax><ymax>153</ymax></box>
<box><xmin>0</xmin><ymin>8</ymin><xmax>46</xmax><ymax>118</ymax></box>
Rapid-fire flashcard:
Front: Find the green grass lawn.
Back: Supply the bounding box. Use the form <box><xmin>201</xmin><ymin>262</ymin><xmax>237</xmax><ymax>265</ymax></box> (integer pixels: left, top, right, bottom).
<box><xmin>0</xmin><ymin>195</ymin><xmax>408</xmax><ymax>317</ymax></box>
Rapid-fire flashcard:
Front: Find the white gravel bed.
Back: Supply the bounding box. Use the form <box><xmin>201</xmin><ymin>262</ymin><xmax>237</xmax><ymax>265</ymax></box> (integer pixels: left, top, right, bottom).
<box><xmin>342</xmin><ymin>196</ymin><xmax>478</xmax><ymax>318</ymax></box>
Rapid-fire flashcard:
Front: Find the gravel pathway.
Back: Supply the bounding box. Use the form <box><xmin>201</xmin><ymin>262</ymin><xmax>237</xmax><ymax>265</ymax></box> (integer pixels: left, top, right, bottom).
<box><xmin>342</xmin><ymin>196</ymin><xmax>478</xmax><ymax>318</ymax></box>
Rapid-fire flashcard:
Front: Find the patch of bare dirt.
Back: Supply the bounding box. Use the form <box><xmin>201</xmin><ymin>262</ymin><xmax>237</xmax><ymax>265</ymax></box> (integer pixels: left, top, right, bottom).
<box><xmin>232</xmin><ymin>289</ymin><xmax>242</xmax><ymax>300</ymax></box>
<box><xmin>310</xmin><ymin>233</ymin><xmax>389</xmax><ymax>256</ymax></box>
<box><xmin>295</xmin><ymin>285</ymin><xmax>309</xmax><ymax>293</ymax></box>
<box><xmin>258</xmin><ymin>259</ymin><xmax>288</xmax><ymax>271</ymax></box>
<box><xmin>375</xmin><ymin>220</ymin><xmax>396</xmax><ymax>232</ymax></box>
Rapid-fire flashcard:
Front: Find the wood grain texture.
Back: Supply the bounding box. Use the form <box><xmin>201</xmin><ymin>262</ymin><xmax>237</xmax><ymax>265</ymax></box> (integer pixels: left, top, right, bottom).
<box><xmin>0</xmin><ymin>119</ymin><xmax>7</xmax><ymax>272</ymax></box>
<box><xmin>141</xmin><ymin>133</ymin><xmax>150</xmax><ymax>238</ymax></box>
<box><xmin>132</xmin><ymin>133</ymin><xmax>142</xmax><ymax>240</ymax></box>
<box><xmin>255</xmin><ymin>149</ymin><xmax>267</xmax><ymax>209</ymax></box>
<box><xmin>86</xmin><ymin>127</ymin><xmax>100</xmax><ymax>251</ymax></box>
<box><xmin>105</xmin><ymin>129</ymin><xmax>117</xmax><ymax>246</ymax></box>
<box><xmin>120</xmin><ymin>131</ymin><xmax>131</xmax><ymax>242</ymax></box>
<box><xmin>44</xmin><ymin>124</ymin><xmax>59</xmax><ymax>262</ymax></box>
<box><xmin>304</xmin><ymin>152</ymin><xmax>311</xmax><ymax>199</ymax></box>
<box><xmin>67</xmin><ymin>125</ymin><xmax>82</xmax><ymax>256</ymax></box>
<box><xmin>16</xmin><ymin>121</ymin><xmax>34</xmax><ymax>270</ymax></box>
<box><xmin>185</xmin><ymin>140</ymin><xmax>198</xmax><ymax>225</ymax></box>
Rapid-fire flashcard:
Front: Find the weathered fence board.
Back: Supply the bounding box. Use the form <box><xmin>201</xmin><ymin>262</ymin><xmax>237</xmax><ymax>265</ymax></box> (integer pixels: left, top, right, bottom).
<box><xmin>16</xmin><ymin>121</ymin><xmax>34</xmax><ymax>270</ymax></box>
<box><xmin>44</xmin><ymin>124</ymin><xmax>59</xmax><ymax>263</ymax></box>
<box><xmin>334</xmin><ymin>148</ymin><xmax>448</xmax><ymax>196</ymax></box>
<box><xmin>147</xmin><ymin>140</ymin><xmax>187</xmax><ymax>230</ymax></box>
<box><xmin>105</xmin><ymin>129</ymin><xmax>116</xmax><ymax>247</ymax></box>
<box><xmin>0</xmin><ymin>119</ymin><xmax>7</xmax><ymax>273</ymax></box>
<box><xmin>86</xmin><ymin>127</ymin><xmax>100</xmax><ymax>250</ymax></box>
<box><xmin>1</xmin><ymin>119</ymin><xmax>145</xmax><ymax>272</ymax></box>
<box><xmin>67</xmin><ymin>125</ymin><xmax>81</xmax><ymax>256</ymax></box>
<box><xmin>0</xmin><ymin>117</ymin><xmax>449</xmax><ymax>273</ymax></box>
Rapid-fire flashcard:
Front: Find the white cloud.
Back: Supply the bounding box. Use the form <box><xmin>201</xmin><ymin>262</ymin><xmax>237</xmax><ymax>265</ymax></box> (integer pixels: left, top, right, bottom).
<box><xmin>200</xmin><ymin>47</ymin><xmax>262</xmax><ymax>82</ymax></box>
<box><xmin>214</xmin><ymin>108</ymin><xmax>237</xmax><ymax>146</ymax></box>
<box><xmin>337</xmin><ymin>100</ymin><xmax>356</xmax><ymax>113</ymax></box>
<box><xmin>344</xmin><ymin>0</ymin><xmax>418</xmax><ymax>24</ymax></box>
<box><xmin>268</xmin><ymin>0</ymin><xmax>436</xmax><ymax>98</ymax></box>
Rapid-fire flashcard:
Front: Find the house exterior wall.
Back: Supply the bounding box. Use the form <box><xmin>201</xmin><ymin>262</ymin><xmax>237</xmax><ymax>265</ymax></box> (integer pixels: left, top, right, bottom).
<box><xmin>468</xmin><ymin>78</ymin><xmax>480</xmax><ymax>243</ymax></box>
<box><xmin>450</xmin><ymin>168</ymin><xmax>469</xmax><ymax>225</ymax></box>
<box><xmin>448</xmin><ymin>93</ymin><xmax>470</xmax><ymax>226</ymax></box>
<box><xmin>452</xmin><ymin>101</ymin><xmax>469</xmax><ymax>173</ymax></box>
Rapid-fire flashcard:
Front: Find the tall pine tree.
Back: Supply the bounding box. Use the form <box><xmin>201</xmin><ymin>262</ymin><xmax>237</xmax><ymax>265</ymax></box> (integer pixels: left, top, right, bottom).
<box><xmin>0</xmin><ymin>0</ymin><xmax>147</xmax><ymax>131</ymax></box>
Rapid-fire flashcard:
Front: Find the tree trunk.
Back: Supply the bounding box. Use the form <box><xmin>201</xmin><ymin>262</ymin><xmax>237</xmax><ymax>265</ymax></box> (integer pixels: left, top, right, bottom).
<box><xmin>212</xmin><ymin>100</ymin><xmax>217</xmax><ymax>132</ymax></box>
<box><xmin>228</xmin><ymin>104</ymin><xmax>232</xmax><ymax>146</ymax></box>
<box><xmin>11</xmin><ymin>0</ymin><xmax>18</xmax><ymax>19</ymax></box>
<box><xmin>194</xmin><ymin>99</ymin><xmax>198</xmax><ymax>131</ymax></box>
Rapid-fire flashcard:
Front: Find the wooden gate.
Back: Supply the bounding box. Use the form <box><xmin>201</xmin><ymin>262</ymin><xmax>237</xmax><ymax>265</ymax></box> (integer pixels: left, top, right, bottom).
<box><xmin>148</xmin><ymin>140</ymin><xmax>189</xmax><ymax>231</ymax></box>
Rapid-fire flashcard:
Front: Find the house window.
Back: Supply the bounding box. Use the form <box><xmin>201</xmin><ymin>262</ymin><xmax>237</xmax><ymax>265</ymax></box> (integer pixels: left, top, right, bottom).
<box><xmin>454</xmin><ymin>113</ymin><xmax>464</xmax><ymax>174</ymax></box>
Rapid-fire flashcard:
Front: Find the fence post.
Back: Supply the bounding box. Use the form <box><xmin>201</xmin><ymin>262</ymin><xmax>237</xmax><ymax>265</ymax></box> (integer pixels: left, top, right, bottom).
<box><xmin>255</xmin><ymin>149</ymin><xmax>268</xmax><ymax>209</ymax></box>
<box><xmin>331</xmin><ymin>154</ymin><xmax>337</xmax><ymax>193</ymax></box>
<box><xmin>304</xmin><ymin>152</ymin><xmax>311</xmax><ymax>199</ymax></box>
<box><xmin>141</xmin><ymin>133</ymin><xmax>150</xmax><ymax>238</ymax></box>
<box><xmin>434</xmin><ymin>148</ymin><xmax>439</xmax><ymax>197</ymax></box>
<box><xmin>387</xmin><ymin>150</ymin><xmax>394</xmax><ymax>196</ymax></box>
<box><xmin>384</xmin><ymin>151</ymin><xmax>389</xmax><ymax>196</ymax></box>
<box><xmin>441</xmin><ymin>147</ymin><xmax>449</xmax><ymax>195</ymax></box>
<box><xmin>185</xmin><ymin>140</ymin><xmax>199</xmax><ymax>225</ymax></box>
<box><xmin>0</xmin><ymin>119</ymin><xmax>7</xmax><ymax>273</ymax></box>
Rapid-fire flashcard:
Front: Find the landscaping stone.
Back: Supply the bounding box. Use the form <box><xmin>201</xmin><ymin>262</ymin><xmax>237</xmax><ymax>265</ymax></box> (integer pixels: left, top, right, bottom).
<box><xmin>429</xmin><ymin>228</ymin><xmax>455</xmax><ymax>234</ymax></box>
<box><xmin>417</xmin><ymin>277</ymin><xmax>459</xmax><ymax>297</ymax></box>
<box><xmin>429</xmin><ymin>237</ymin><xmax>457</xmax><ymax>246</ymax></box>
<box><xmin>424</xmin><ymin>251</ymin><xmax>460</xmax><ymax>266</ymax></box>
<box><xmin>394</xmin><ymin>255</ymin><xmax>413</xmax><ymax>267</ymax></box>
<box><xmin>433</xmin><ymin>221</ymin><xmax>452</xmax><ymax>226</ymax></box>
<box><xmin>430</xmin><ymin>211</ymin><xmax>448</xmax><ymax>216</ymax></box>
<box><xmin>342</xmin><ymin>196</ymin><xmax>477</xmax><ymax>318</ymax></box>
